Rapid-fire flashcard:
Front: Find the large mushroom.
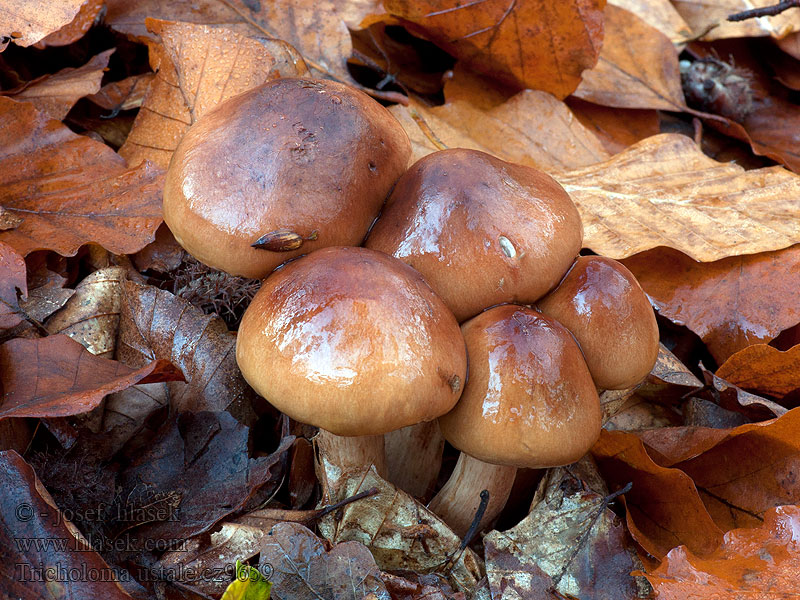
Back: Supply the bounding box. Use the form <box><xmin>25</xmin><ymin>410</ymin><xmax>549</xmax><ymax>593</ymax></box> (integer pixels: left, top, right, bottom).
<box><xmin>164</xmin><ymin>78</ymin><xmax>410</xmax><ymax>279</ymax></box>
<box><xmin>430</xmin><ymin>304</ymin><xmax>602</xmax><ymax>535</ymax></box>
<box><xmin>365</xmin><ymin>148</ymin><xmax>583</xmax><ymax>322</ymax></box>
<box><xmin>235</xmin><ymin>246</ymin><xmax>467</xmax><ymax>472</ymax></box>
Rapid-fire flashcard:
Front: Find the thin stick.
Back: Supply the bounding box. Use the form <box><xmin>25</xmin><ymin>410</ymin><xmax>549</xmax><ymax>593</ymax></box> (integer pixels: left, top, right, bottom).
<box><xmin>728</xmin><ymin>0</ymin><xmax>800</xmax><ymax>21</ymax></box>
<box><xmin>441</xmin><ymin>489</ymin><xmax>490</xmax><ymax>573</ymax></box>
<box><xmin>410</xmin><ymin>107</ymin><xmax>448</xmax><ymax>150</ymax></box>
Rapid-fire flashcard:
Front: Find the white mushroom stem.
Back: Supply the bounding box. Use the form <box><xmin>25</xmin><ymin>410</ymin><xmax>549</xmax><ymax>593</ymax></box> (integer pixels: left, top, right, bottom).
<box><xmin>315</xmin><ymin>429</ymin><xmax>388</xmax><ymax>479</ymax></box>
<box><xmin>428</xmin><ymin>453</ymin><xmax>517</xmax><ymax>537</ymax></box>
<box><xmin>384</xmin><ymin>421</ymin><xmax>445</xmax><ymax>499</ymax></box>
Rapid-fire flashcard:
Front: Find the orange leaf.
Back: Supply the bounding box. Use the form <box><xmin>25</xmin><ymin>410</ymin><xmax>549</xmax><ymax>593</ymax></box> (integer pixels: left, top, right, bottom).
<box><xmin>646</xmin><ymin>505</ymin><xmax>800</xmax><ymax>599</ymax></box>
<box><xmin>0</xmin><ymin>97</ymin><xmax>163</xmax><ymax>257</ymax></box>
<box><xmin>567</xmin><ymin>97</ymin><xmax>660</xmax><ymax>154</ymax></box>
<box><xmin>623</xmin><ymin>246</ymin><xmax>800</xmax><ymax>363</ymax></box>
<box><xmin>384</xmin><ymin>0</ymin><xmax>605</xmax><ymax>99</ymax></box>
<box><xmin>0</xmin><ymin>334</ymin><xmax>183</xmax><ymax>419</ymax></box>
<box><xmin>717</xmin><ymin>344</ymin><xmax>800</xmax><ymax>399</ymax></box>
<box><xmin>0</xmin><ymin>0</ymin><xmax>86</xmax><ymax>49</ymax></box>
<box><xmin>36</xmin><ymin>0</ymin><xmax>105</xmax><ymax>47</ymax></box>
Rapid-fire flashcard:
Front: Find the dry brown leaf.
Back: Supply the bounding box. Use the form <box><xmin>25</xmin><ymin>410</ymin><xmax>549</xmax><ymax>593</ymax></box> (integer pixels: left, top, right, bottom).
<box><xmin>573</xmin><ymin>5</ymin><xmax>687</xmax><ymax>111</ymax></box>
<box><xmin>0</xmin><ymin>241</ymin><xmax>26</xmax><ymax>332</ymax></box>
<box><xmin>45</xmin><ymin>267</ymin><xmax>125</xmax><ymax>358</ymax></box>
<box><xmin>317</xmin><ymin>463</ymin><xmax>483</xmax><ymax>596</ymax></box>
<box><xmin>36</xmin><ymin>0</ymin><xmax>104</xmax><ymax>47</ymax></box>
<box><xmin>384</xmin><ymin>0</ymin><xmax>604</xmax><ymax>99</ymax></box>
<box><xmin>636</xmin><ymin>343</ymin><xmax>704</xmax><ymax>403</ymax></box>
<box><xmin>7</xmin><ymin>49</ymin><xmax>113</xmax><ymax>121</ymax></box>
<box><xmin>87</xmin><ymin>73</ymin><xmax>154</xmax><ymax>112</ymax></box>
<box><xmin>608</xmin><ymin>0</ymin><xmax>692</xmax><ymax>42</ymax></box>
<box><xmin>119</xmin><ymin>21</ymin><xmax>308</xmax><ymax>169</ymax></box>
<box><xmin>646</xmin><ymin>505</ymin><xmax>800</xmax><ymax>599</ymax></box>
<box><xmin>717</xmin><ymin>344</ymin><xmax>800</xmax><ymax>399</ymax></box>
<box><xmin>567</xmin><ymin>97</ymin><xmax>660</xmax><ymax>154</ymax></box>
<box><xmin>699</xmin><ymin>364</ymin><xmax>787</xmax><ymax>419</ymax></box>
<box><xmin>0</xmin><ymin>97</ymin><xmax>163</xmax><ymax>257</ymax></box>
<box><xmin>777</xmin><ymin>31</ymin><xmax>800</xmax><ymax>60</ymax></box>
<box><xmin>672</xmin><ymin>0</ymin><xmax>800</xmax><ymax>41</ymax></box>
<box><xmin>557</xmin><ymin>134</ymin><xmax>800</xmax><ymax>261</ymax></box>
<box><xmin>0</xmin><ymin>0</ymin><xmax>85</xmax><ymax>48</ymax></box>
<box><xmin>623</xmin><ymin>245</ymin><xmax>800</xmax><ymax>363</ymax></box>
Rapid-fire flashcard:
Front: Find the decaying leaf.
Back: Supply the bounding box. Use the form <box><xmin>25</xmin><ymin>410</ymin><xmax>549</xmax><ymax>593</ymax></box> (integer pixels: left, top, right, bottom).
<box><xmin>36</xmin><ymin>0</ymin><xmax>104</xmax><ymax>47</ymax></box>
<box><xmin>567</xmin><ymin>97</ymin><xmax>660</xmax><ymax>154</ymax></box>
<box><xmin>0</xmin><ymin>241</ymin><xmax>27</xmax><ymax>331</ymax></box>
<box><xmin>636</xmin><ymin>343</ymin><xmax>704</xmax><ymax>403</ymax></box>
<box><xmin>120</xmin><ymin>20</ymin><xmax>308</xmax><ymax>169</ymax></box>
<box><xmin>88</xmin><ymin>73</ymin><xmax>154</xmax><ymax>113</ymax></box>
<box><xmin>260</xmin><ymin>522</ymin><xmax>390</xmax><ymax>600</ymax></box>
<box><xmin>317</xmin><ymin>464</ymin><xmax>483</xmax><ymax>596</ymax></box>
<box><xmin>117</xmin><ymin>280</ymin><xmax>260</xmax><ymax>423</ymax></box>
<box><xmin>0</xmin><ymin>0</ymin><xmax>85</xmax><ymax>49</ymax></box>
<box><xmin>0</xmin><ymin>450</ymin><xmax>135</xmax><ymax>599</ymax></box>
<box><xmin>623</xmin><ymin>245</ymin><xmax>800</xmax><ymax>363</ymax></box>
<box><xmin>484</xmin><ymin>463</ymin><xmax>646</xmax><ymax>599</ymax></box>
<box><xmin>6</xmin><ymin>49</ymin><xmax>113</xmax><ymax>121</ymax></box>
<box><xmin>699</xmin><ymin>364</ymin><xmax>787</xmax><ymax>419</ymax></box>
<box><xmin>608</xmin><ymin>0</ymin><xmax>692</xmax><ymax>42</ymax></box>
<box><xmin>0</xmin><ymin>334</ymin><xmax>182</xmax><ymax>420</ymax></box>
<box><xmin>384</xmin><ymin>0</ymin><xmax>604</xmax><ymax>99</ymax></box>
<box><xmin>18</xmin><ymin>262</ymin><xmax>74</xmax><ymax>324</ymax></box>
<box><xmin>645</xmin><ymin>505</ymin><xmax>800</xmax><ymax>599</ymax></box>
<box><xmin>717</xmin><ymin>344</ymin><xmax>800</xmax><ymax>399</ymax></box>
<box><xmin>672</xmin><ymin>0</ymin><xmax>800</xmax><ymax>41</ymax></box>
<box><xmin>558</xmin><ymin>134</ymin><xmax>800</xmax><ymax>262</ymax></box>
<box><xmin>0</xmin><ymin>97</ymin><xmax>163</xmax><ymax>257</ymax></box>
<box><xmin>574</xmin><ymin>5</ymin><xmax>687</xmax><ymax>111</ymax></box>
<box><xmin>45</xmin><ymin>267</ymin><xmax>126</xmax><ymax>358</ymax></box>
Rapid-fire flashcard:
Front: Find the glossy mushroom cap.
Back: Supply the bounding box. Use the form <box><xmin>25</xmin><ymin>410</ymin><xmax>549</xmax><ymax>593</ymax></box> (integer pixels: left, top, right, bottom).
<box><xmin>365</xmin><ymin>148</ymin><xmax>583</xmax><ymax>322</ymax></box>
<box><xmin>537</xmin><ymin>256</ymin><xmax>659</xmax><ymax>390</ymax></box>
<box><xmin>439</xmin><ymin>304</ymin><xmax>601</xmax><ymax>468</ymax></box>
<box><xmin>164</xmin><ymin>78</ymin><xmax>411</xmax><ymax>279</ymax></box>
<box><xmin>236</xmin><ymin>247</ymin><xmax>467</xmax><ymax>436</ymax></box>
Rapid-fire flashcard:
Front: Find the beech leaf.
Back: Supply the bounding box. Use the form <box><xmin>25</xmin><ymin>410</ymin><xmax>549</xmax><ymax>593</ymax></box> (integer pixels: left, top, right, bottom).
<box><xmin>0</xmin><ymin>241</ymin><xmax>26</xmax><ymax>331</ymax></box>
<box><xmin>717</xmin><ymin>344</ymin><xmax>800</xmax><ymax>399</ymax></box>
<box><xmin>0</xmin><ymin>0</ymin><xmax>85</xmax><ymax>48</ymax></box>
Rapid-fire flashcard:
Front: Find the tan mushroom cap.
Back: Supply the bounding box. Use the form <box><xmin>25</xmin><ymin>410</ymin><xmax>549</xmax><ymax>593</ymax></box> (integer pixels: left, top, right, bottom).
<box><xmin>537</xmin><ymin>256</ymin><xmax>659</xmax><ymax>390</ymax></box>
<box><xmin>439</xmin><ymin>304</ymin><xmax>601</xmax><ymax>468</ymax></box>
<box><xmin>163</xmin><ymin>78</ymin><xmax>411</xmax><ymax>279</ymax></box>
<box><xmin>236</xmin><ymin>247</ymin><xmax>467</xmax><ymax>436</ymax></box>
<box><xmin>365</xmin><ymin>148</ymin><xmax>583</xmax><ymax>322</ymax></box>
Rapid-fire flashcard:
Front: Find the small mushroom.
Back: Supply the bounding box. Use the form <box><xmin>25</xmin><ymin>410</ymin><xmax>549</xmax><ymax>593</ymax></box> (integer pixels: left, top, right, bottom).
<box><xmin>537</xmin><ymin>256</ymin><xmax>660</xmax><ymax>390</ymax></box>
<box><xmin>235</xmin><ymin>246</ymin><xmax>467</xmax><ymax>471</ymax></box>
<box><xmin>430</xmin><ymin>304</ymin><xmax>602</xmax><ymax>536</ymax></box>
<box><xmin>365</xmin><ymin>148</ymin><xmax>583</xmax><ymax>322</ymax></box>
<box><xmin>164</xmin><ymin>77</ymin><xmax>411</xmax><ymax>279</ymax></box>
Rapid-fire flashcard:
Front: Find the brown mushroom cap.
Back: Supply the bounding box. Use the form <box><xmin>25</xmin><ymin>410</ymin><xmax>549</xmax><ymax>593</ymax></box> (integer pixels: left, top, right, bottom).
<box><xmin>236</xmin><ymin>247</ymin><xmax>467</xmax><ymax>436</ymax></box>
<box><xmin>439</xmin><ymin>304</ymin><xmax>601</xmax><ymax>468</ymax></box>
<box><xmin>537</xmin><ymin>256</ymin><xmax>659</xmax><ymax>390</ymax></box>
<box><xmin>364</xmin><ymin>148</ymin><xmax>583</xmax><ymax>322</ymax></box>
<box><xmin>163</xmin><ymin>78</ymin><xmax>411</xmax><ymax>279</ymax></box>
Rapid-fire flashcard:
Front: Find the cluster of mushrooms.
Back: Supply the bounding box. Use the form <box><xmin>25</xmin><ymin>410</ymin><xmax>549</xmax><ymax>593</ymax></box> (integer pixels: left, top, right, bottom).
<box><xmin>163</xmin><ymin>78</ymin><xmax>659</xmax><ymax>536</ymax></box>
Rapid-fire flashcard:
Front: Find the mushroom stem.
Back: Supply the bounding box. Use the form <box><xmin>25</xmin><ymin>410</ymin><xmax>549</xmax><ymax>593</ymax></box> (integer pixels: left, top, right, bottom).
<box><xmin>384</xmin><ymin>421</ymin><xmax>445</xmax><ymax>500</ymax></box>
<box><xmin>427</xmin><ymin>453</ymin><xmax>517</xmax><ymax>537</ymax></box>
<box><xmin>315</xmin><ymin>429</ymin><xmax>388</xmax><ymax>479</ymax></box>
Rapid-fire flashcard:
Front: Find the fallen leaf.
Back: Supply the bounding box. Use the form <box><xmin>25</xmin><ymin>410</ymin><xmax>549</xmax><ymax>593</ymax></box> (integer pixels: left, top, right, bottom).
<box><xmin>699</xmin><ymin>364</ymin><xmax>787</xmax><ymax>419</ymax></box>
<box><xmin>717</xmin><ymin>344</ymin><xmax>800</xmax><ymax>399</ymax></box>
<box><xmin>0</xmin><ymin>241</ymin><xmax>27</xmax><ymax>331</ymax></box>
<box><xmin>18</xmin><ymin>262</ymin><xmax>74</xmax><ymax>323</ymax></box>
<box><xmin>0</xmin><ymin>97</ymin><xmax>164</xmax><ymax>257</ymax></box>
<box><xmin>592</xmin><ymin>429</ymin><xmax>724</xmax><ymax>559</ymax></box>
<box><xmin>45</xmin><ymin>266</ymin><xmax>126</xmax><ymax>358</ymax></box>
<box><xmin>384</xmin><ymin>0</ymin><xmax>604</xmax><ymax>99</ymax></box>
<box><xmin>119</xmin><ymin>20</ymin><xmax>308</xmax><ymax>169</ymax></box>
<box><xmin>0</xmin><ymin>205</ymin><xmax>23</xmax><ymax>230</ymax></box>
<box><xmin>36</xmin><ymin>0</ymin><xmax>105</xmax><ymax>47</ymax></box>
<box><xmin>623</xmin><ymin>245</ymin><xmax>800</xmax><ymax>363</ymax></box>
<box><xmin>483</xmin><ymin>540</ymin><xmax>557</xmax><ymax>600</ymax></box>
<box><xmin>117</xmin><ymin>279</ymin><xmax>260</xmax><ymax>423</ymax></box>
<box><xmin>574</xmin><ymin>5</ymin><xmax>687</xmax><ymax>111</ymax></box>
<box><xmin>5</xmin><ymin>49</ymin><xmax>113</xmax><ymax>121</ymax></box>
<box><xmin>0</xmin><ymin>0</ymin><xmax>85</xmax><ymax>49</ymax></box>
<box><xmin>260</xmin><ymin>522</ymin><xmax>390</xmax><ymax>600</ymax></box>
<box><xmin>635</xmin><ymin>343</ymin><xmax>704</xmax><ymax>404</ymax></box>
<box><xmin>557</xmin><ymin>134</ymin><xmax>800</xmax><ymax>262</ymax></box>
<box><xmin>0</xmin><ymin>334</ymin><xmax>182</xmax><ymax>419</ymax></box>
<box><xmin>222</xmin><ymin>561</ymin><xmax>272</xmax><ymax>600</ymax></box>
<box><xmin>117</xmin><ymin>411</ymin><xmax>293</xmax><ymax>542</ymax></box>
<box><xmin>645</xmin><ymin>505</ymin><xmax>800</xmax><ymax>599</ymax></box>
<box><xmin>777</xmin><ymin>31</ymin><xmax>800</xmax><ymax>60</ymax></box>
<box><xmin>567</xmin><ymin>97</ymin><xmax>660</xmax><ymax>154</ymax></box>
<box><xmin>672</xmin><ymin>0</ymin><xmax>800</xmax><ymax>41</ymax></box>
<box><xmin>605</xmin><ymin>397</ymin><xmax>682</xmax><ymax>431</ymax></box>
<box><xmin>484</xmin><ymin>463</ymin><xmax>645</xmax><ymax>599</ymax></box>
<box><xmin>87</xmin><ymin>73</ymin><xmax>154</xmax><ymax>112</ymax></box>
<box><xmin>683</xmin><ymin>397</ymin><xmax>749</xmax><ymax>429</ymax></box>
<box><xmin>608</xmin><ymin>0</ymin><xmax>692</xmax><ymax>42</ymax></box>
<box><xmin>132</xmin><ymin>222</ymin><xmax>184</xmax><ymax>272</ymax></box>
<box><xmin>101</xmin><ymin>382</ymin><xmax>170</xmax><ymax>454</ymax></box>
<box><xmin>0</xmin><ymin>450</ymin><xmax>135</xmax><ymax>599</ymax></box>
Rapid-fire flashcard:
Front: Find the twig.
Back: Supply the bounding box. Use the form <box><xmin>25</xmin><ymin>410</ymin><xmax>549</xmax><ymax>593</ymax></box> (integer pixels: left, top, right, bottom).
<box><xmin>728</xmin><ymin>0</ymin><xmax>800</xmax><ymax>21</ymax></box>
<box><xmin>410</xmin><ymin>107</ymin><xmax>448</xmax><ymax>150</ymax></box>
<box><xmin>440</xmin><ymin>489</ymin><xmax>490</xmax><ymax>573</ymax></box>
<box><xmin>311</xmin><ymin>486</ymin><xmax>379</xmax><ymax>521</ymax></box>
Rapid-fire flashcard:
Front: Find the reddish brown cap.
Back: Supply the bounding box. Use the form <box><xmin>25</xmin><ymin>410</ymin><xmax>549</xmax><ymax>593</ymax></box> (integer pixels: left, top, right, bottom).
<box><xmin>236</xmin><ymin>247</ymin><xmax>467</xmax><ymax>436</ymax></box>
<box><xmin>365</xmin><ymin>148</ymin><xmax>583</xmax><ymax>322</ymax></box>
<box><xmin>164</xmin><ymin>78</ymin><xmax>411</xmax><ymax>278</ymax></box>
<box><xmin>439</xmin><ymin>304</ymin><xmax>601</xmax><ymax>468</ymax></box>
<box><xmin>537</xmin><ymin>256</ymin><xmax>659</xmax><ymax>390</ymax></box>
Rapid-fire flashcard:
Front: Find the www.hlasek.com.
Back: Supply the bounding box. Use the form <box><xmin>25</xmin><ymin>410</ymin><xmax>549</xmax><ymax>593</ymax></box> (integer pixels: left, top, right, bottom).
<box><xmin>16</xmin><ymin>562</ymin><xmax>274</xmax><ymax>584</ymax></box>
<box><xmin>15</xmin><ymin>532</ymin><xmax>189</xmax><ymax>554</ymax></box>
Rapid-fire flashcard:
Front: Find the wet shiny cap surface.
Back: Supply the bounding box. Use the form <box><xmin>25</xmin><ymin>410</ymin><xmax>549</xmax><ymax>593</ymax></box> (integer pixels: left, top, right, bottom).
<box><xmin>439</xmin><ymin>304</ymin><xmax>601</xmax><ymax>468</ymax></box>
<box><xmin>236</xmin><ymin>247</ymin><xmax>467</xmax><ymax>436</ymax></box>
